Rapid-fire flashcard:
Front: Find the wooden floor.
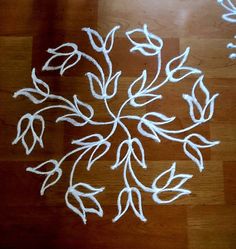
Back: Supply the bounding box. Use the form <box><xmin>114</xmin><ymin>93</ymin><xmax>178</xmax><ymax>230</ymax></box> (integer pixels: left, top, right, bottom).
<box><xmin>0</xmin><ymin>0</ymin><xmax>236</xmax><ymax>248</ymax></box>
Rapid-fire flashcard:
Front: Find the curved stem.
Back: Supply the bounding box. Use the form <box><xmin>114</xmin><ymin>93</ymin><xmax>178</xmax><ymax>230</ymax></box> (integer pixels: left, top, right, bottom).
<box><xmin>69</xmin><ymin>147</ymin><xmax>91</xmax><ymax>187</ymax></box>
<box><xmin>146</xmin><ymin>52</ymin><xmax>162</xmax><ymax>90</ymax></box>
<box><xmin>158</xmin><ymin>123</ymin><xmax>200</xmax><ymax>134</ymax></box>
<box><xmin>47</xmin><ymin>94</ymin><xmax>76</xmax><ymax>109</ymax></box>
<box><xmin>102</xmin><ymin>51</ymin><xmax>132</xmax><ymax>140</ymax></box>
<box><xmin>80</xmin><ymin>52</ymin><xmax>105</xmax><ymax>84</ymax></box>
<box><xmin>34</xmin><ymin>104</ymin><xmax>74</xmax><ymax>115</ymax></box>
<box><xmin>220</xmin><ymin>0</ymin><xmax>236</xmax><ymax>12</ymax></box>
<box><xmin>157</xmin><ymin>130</ymin><xmax>185</xmax><ymax>143</ymax></box>
<box><xmin>104</xmin><ymin>52</ymin><xmax>113</xmax><ymax>82</ymax></box>
<box><xmin>145</xmin><ymin>77</ymin><xmax>169</xmax><ymax>94</ymax></box>
<box><xmin>123</xmin><ymin>157</ymin><xmax>131</xmax><ymax>188</ymax></box>
<box><xmin>58</xmin><ymin>146</ymin><xmax>85</xmax><ymax>166</ymax></box>
<box><xmin>127</xmin><ymin>159</ymin><xmax>153</xmax><ymax>193</ymax></box>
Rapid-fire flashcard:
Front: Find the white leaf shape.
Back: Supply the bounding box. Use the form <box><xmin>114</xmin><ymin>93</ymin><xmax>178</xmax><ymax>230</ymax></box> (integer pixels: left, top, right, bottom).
<box><xmin>165</xmin><ymin>47</ymin><xmax>201</xmax><ymax>83</ymax></box>
<box><xmin>128</xmin><ymin>70</ymin><xmax>162</xmax><ymax>106</ymax></box>
<box><xmin>184</xmin><ymin>133</ymin><xmax>220</xmax><ymax>171</ymax></box>
<box><xmin>104</xmin><ymin>25</ymin><xmax>120</xmax><ymax>53</ymax></box>
<box><xmin>137</xmin><ymin>112</ymin><xmax>175</xmax><ymax>142</ymax></box>
<box><xmin>152</xmin><ymin>163</ymin><xmax>192</xmax><ymax>204</ymax></box>
<box><xmin>112</xmin><ymin>138</ymin><xmax>147</xmax><ymax>169</ymax></box>
<box><xmin>12</xmin><ymin>113</ymin><xmax>45</xmax><ymax>155</ymax></box>
<box><xmin>142</xmin><ymin>112</ymin><xmax>176</xmax><ymax>125</ymax></box>
<box><xmin>130</xmin><ymin>94</ymin><xmax>162</xmax><ymax>107</ymax></box>
<box><xmin>183</xmin><ymin>76</ymin><xmax>219</xmax><ymax>123</ymax></box>
<box><xmin>104</xmin><ymin>71</ymin><xmax>122</xmax><ymax>99</ymax></box>
<box><xmin>87</xmin><ymin>141</ymin><xmax>111</xmax><ymax>170</ymax></box>
<box><xmin>137</xmin><ymin>121</ymin><xmax>161</xmax><ymax>142</ymax></box>
<box><xmin>218</xmin><ymin>0</ymin><xmax>236</xmax><ymax>22</ymax></box>
<box><xmin>111</xmin><ymin>140</ymin><xmax>130</xmax><ymax>169</ymax></box>
<box><xmin>83</xmin><ymin>26</ymin><xmax>120</xmax><ymax>53</ymax></box>
<box><xmin>40</xmin><ymin>168</ymin><xmax>62</xmax><ymax>196</ymax></box>
<box><xmin>65</xmin><ymin>183</ymin><xmax>105</xmax><ymax>224</ymax></box>
<box><xmin>56</xmin><ymin>95</ymin><xmax>94</xmax><ymax>126</ymax></box>
<box><xmin>130</xmin><ymin>138</ymin><xmax>147</xmax><ymax>169</ymax></box>
<box><xmin>126</xmin><ymin>24</ymin><xmax>163</xmax><ymax>56</ymax></box>
<box><xmin>72</xmin><ymin>134</ymin><xmax>104</xmax><ymax>146</ymax></box>
<box><xmin>113</xmin><ymin>187</ymin><xmax>147</xmax><ymax>222</ymax></box>
<box><xmin>223</xmin><ymin>12</ymin><xmax>236</xmax><ymax>22</ymax></box>
<box><xmin>72</xmin><ymin>134</ymin><xmax>111</xmax><ymax>170</ymax></box>
<box><xmin>86</xmin><ymin>72</ymin><xmax>104</xmax><ymax>99</ymax></box>
<box><xmin>13</xmin><ymin>68</ymin><xmax>50</xmax><ymax>104</ymax></box>
<box><xmin>26</xmin><ymin>159</ymin><xmax>59</xmax><ymax>175</ymax></box>
<box><xmin>128</xmin><ymin>70</ymin><xmax>147</xmax><ymax>98</ymax></box>
<box><xmin>42</xmin><ymin>43</ymin><xmax>81</xmax><ymax>75</ymax></box>
<box><xmin>26</xmin><ymin>160</ymin><xmax>62</xmax><ymax>195</ymax></box>
<box><xmin>82</xmin><ymin>27</ymin><xmax>104</xmax><ymax>52</ymax></box>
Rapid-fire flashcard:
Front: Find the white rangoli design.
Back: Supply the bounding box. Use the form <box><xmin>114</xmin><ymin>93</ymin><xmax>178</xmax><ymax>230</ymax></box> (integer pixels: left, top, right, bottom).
<box><xmin>218</xmin><ymin>0</ymin><xmax>236</xmax><ymax>59</ymax></box>
<box><xmin>12</xmin><ymin>25</ymin><xmax>220</xmax><ymax>224</ymax></box>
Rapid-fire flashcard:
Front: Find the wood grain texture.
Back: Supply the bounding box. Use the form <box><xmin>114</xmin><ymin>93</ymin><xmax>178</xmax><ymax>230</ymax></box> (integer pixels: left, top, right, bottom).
<box><xmin>0</xmin><ymin>0</ymin><xmax>236</xmax><ymax>249</ymax></box>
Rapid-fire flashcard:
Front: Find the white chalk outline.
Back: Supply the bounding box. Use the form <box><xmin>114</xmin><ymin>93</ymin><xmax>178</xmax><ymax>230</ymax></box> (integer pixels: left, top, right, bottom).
<box><xmin>217</xmin><ymin>0</ymin><xmax>236</xmax><ymax>59</ymax></box>
<box><xmin>12</xmin><ymin>25</ymin><xmax>219</xmax><ymax>223</ymax></box>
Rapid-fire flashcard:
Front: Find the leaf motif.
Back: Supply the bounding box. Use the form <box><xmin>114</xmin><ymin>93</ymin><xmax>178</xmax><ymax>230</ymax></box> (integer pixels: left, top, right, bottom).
<box><xmin>130</xmin><ymin>93</ymin><xmax>162</xmax><ymax>107</ymax></box>
<box><xmin>56</xmin><ymin>95</ymin><xmax>94</xmax><ymax>126</ymax></box>
<box><xmin>42</xmin><ymin>43</ymin><xmax>81</xmax><ymax>75</ymax></box>
<box><xmin>183</xmin><ymin>134</ymin><xmax>220</xmax><ymax>171</ymax></box>
<box><xmin>129</xmin><ymin>187</ymin><xmax>147</xmax><ymax>222</ymax></box>
<box><xmin>40</xmin><ymin>168</ymin><xmax>62</xmax><ymax>195</ymax></box>
<box><xmin>185</xmin><ymin>133</ymin><xmax>220</xmax><ymax>149</ymax></box>
<box><xmin>113</xmin><ymin>187</ymin><xmax>147</xmax><ymax>222</ymax></box>
<box><xmin>137</xmin><ymin>120</ymin><xmax>161</xmax><ymax>142</ymax></box>
<box><xmin>87</xmin><ymin>140</ymin><xmax>111</xmax><ymax>170</ymax></box>
<box><xmin>86</xmin><ymin>72</ymin><xmax>104</xmax><ymax>99</ymax></box>
<box><xmin>83</xmin><ymin>26</ymin><xmax>119</xmax><ymax>53</ymax></box>
<box><xmin>218</xmin><ymin>0</ymin><xmax>236</xmax><ymax>22</ymax></box>
<box><xmin>128</xmin><ymin>70</ymin><xmax>162</xmax><ymax>106</ymax></box>
<box><xmin>112</xmin><ymin>188</ymin><xmax>130</xmax><ymax>222</ymax></box>
<box><xmin>202</xmin><ymin>95</ymin><xmax>219</xmax><ymax>121</ymax></box>
<box><xmin>26</xmin><ymin>160</ymin><xmax>61</xmax><ymax>195</ymax></box>
<box><xmin>112</xmin><ymin>138</ymin><xmax>147</xmax><ymax>169</ymax></box>
<box><xmin>184</xmin><ymin>140</ymin><xmax>204</xmax><ymax>172</ymax></box>
<box><xmin>65</xmin><ymin>183</ymin><xmax>105</xmax><ymax>224</ymax></box>
<box><xmin>104</xmin><ymin>71</ymin><xmax>121</xmax><ymax>99</ymax></box>
<box><xmin>137</xmin><ymin>113</ymin><xmax>175</xmax><ymax>142</ymax></box>
<box><xmin>152</xmin><ymin>163</ymin><xmax>192</xmax><ymax>204</ymax></box>
<box><xmin>72</xmin><ymin>134</ymin><xmax>110</xmax><ymax>170</ymax></box>
<box><xmin>183</xmin><ymin>76</ymin><xmax>219</xmax><ymax>123</ymax></box>
<box><xmin>82</xmin><ymin>27</ymin><xmax>104</xmax><ymax>52</ymax></box>
<box><xmin>104</xmin><ymin>25</ymin><xmax>120</xmax><ymax>53</ymax></box>
<box><xmin>72</xmin><ymin>134</ymin><xmax>104</xmax><ymax>146</ymax></box>
<box><xmin>223</xmin><ymin>12</ymin><xmax>236</xmax><ymax>22</ymax></box>
<box><xmin>128</xmin><ymin>70</ymin><xmax>147</xmax><ymax>98</ymax></box>
<box><xmin>13</xmin><ymin>69</ymin><xmax>50</xmax><ymax>104</ymax></box>
<box><xmin>142</xmin><ymin>112</ymin><xmax>176</xmax><ymax>125</ymax></box>
<box><xmin>55</xmin><ymin>114</ymin><xmax>86</xmax><ymax>127</ymax></box>
<box><xmin>218</xmin><ymin>0</ymin><xmax>236</xmax><ymax>10</ymax></box>
<box><xmin>12</xmin><ymin>113</ymin><xmax>45</xmax><ymax>155</ymax></box>
<box><xmin>165</xmin><ymin>47</ymin><xmax>201</xmax><ymax>83</ymax></box>
<box><xmin>26</xmin><ymin>159</ymin><xmax>59</xmax><ymax>175</ymax></box>
<box><xmin>130</xmin><ymin>138</ymin><xmax>147</xmax><ymax>169</ymax></box>
<box><xmin>126</xmin><ymin>24</ymin><xmax>163</xmax><ymax>56</ymax></box>
<box><xmin>111</xmin><ymin>140</ymin><xmax>130</xmax><ymax>170</ymax></box>
<box><xmin>73</xmin><ymin>95</ymin><xmax>94</xmax><ymax>118</ymax></box>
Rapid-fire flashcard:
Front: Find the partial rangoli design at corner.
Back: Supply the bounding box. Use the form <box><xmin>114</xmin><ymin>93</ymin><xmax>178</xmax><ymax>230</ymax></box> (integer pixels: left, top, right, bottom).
<box><xmin>12</xmin><ymin>25</ymin><xmax>220</xmax><ymax>224</ymax></box>
<box><xmin>218</xmin><ymin>0</ymin><xmax>236</xmax><ymax>59</ymax></box>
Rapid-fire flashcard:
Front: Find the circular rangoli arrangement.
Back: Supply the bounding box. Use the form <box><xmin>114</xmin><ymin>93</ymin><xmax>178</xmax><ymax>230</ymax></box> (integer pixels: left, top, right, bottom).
<box><xmin>12</xmin><ymin>25</ymin><xmax>219</xmax><ymax>224</ymax></box>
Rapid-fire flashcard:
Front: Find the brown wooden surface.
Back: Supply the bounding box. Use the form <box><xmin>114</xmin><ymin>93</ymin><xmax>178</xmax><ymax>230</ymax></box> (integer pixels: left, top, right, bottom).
<box><xmin>0</xmin><ymin>0</ymin><xmax>236</xmax><ymax>248</ymax></box>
